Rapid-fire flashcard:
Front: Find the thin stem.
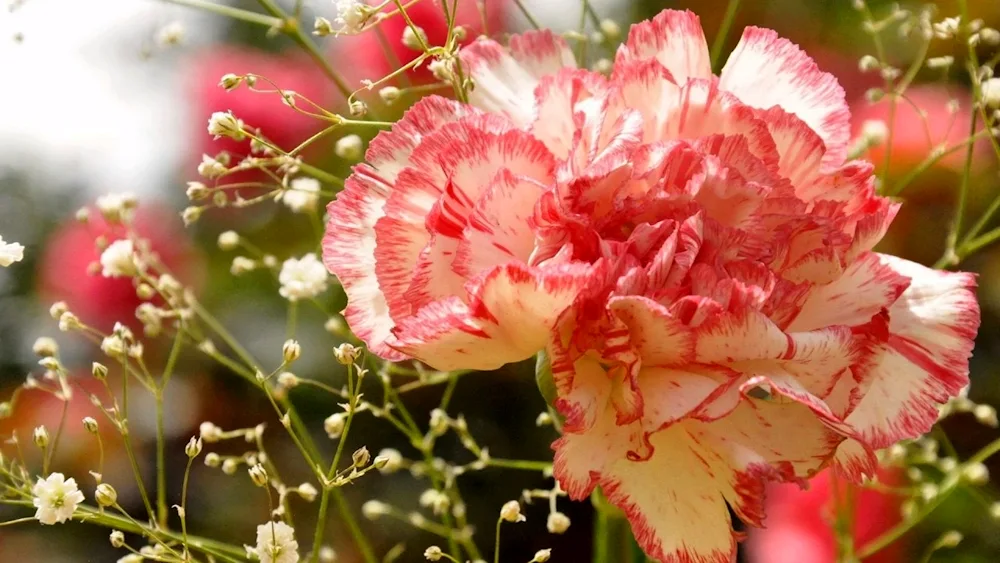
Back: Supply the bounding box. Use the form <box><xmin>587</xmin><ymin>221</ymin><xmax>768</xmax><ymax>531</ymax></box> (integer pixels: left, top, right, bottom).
<box><xmin>709</xmin><ymin>0</ymin><xmax>741</xmax><ymax>70</ymax></box>
<box><xmin>512</xmin><ymin>0</ymin><xmax>542</xmax><ymax>30</ymax></box>
<box><xmin>180</xmin><ymin>456</ymin><xmax>195</xmax><ymax>558</ymax></box>
<box><xmin>943</xmin><ymin>101</ymin><xmax>981</xmax><ymax>262</ymax></box>
<box><xmin>155</xmin><ymin>389</ymin><xmax>167</xmax><ymax>528</ymax></box>
<box><xmin>592</xmin><ymin>502</ymin><xmax>610</xmax><ymax>563</ymax></box>
<box><xmin>493</xmin><ymin>517</ymin><xmax>503</xmax><ymax>563</ymax></box>
<box><xmin>162</xmin><ymin>0</ymin><xmax>283</xmax><ymax>27</ymax></box>
<box><xmin>486</xmin><ymin>458</ymin><xmax>552</xmax><ymax>472</ymax></box>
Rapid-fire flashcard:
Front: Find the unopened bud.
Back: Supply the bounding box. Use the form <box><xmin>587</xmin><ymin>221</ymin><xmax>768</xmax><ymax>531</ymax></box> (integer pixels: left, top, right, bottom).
<box><xmin>219</xmin><ymin>73</ymin><xmax>242</xmax><ymax>91</ymax></box>
<box><xmin>217</xmin><ymin>230</ymin><xmax>240</xmax><ymax>251</ymax></box>
<box><xmin>335</xmin><ymin>134</ymin><xmax>364</xmax><ymax>161</ymax></box>
<box><xmin>500</xmin><ymin>500</ymin><xmax>524</xmax><ymax>522</ymax></box>
<box><xmin>282</xmin><ymin>339</ymin><xmax>301</xmax><ymax>364</ymax></box>
<box><xmin>248</xmin><ymin>463</ymin><xmax>268</xmax><ymax>487</ymax></box>
<box><xmin>96</xmin><ymin>483</ymin><xmax>118</xmax><ymax>507</ymax></box>
<box><xmin>401</xmin><ymin>26</ymin><xmax>428</xmax><ymax>51</ymax></box>
<box><xmin>379</xmin><ymin>86</ymin><xmax>401</xmax><ymax>104</ymax></box>
<box><xmin>333</xmin><ymin>342</ymin><xmax>360</xmax><ymax>365</ymax></box>
<box><xmin>32</xmin><ymin>337</ymin><xmax>59</xmax><ymax>358</ymax></box>
<box><xmin>83</xmin><ymin>417</ymin><xmax>99</xmax><ymax>434</ymax></box>
<box><xmin>33</xmin><ymin>425</ymin><xmax>49</xmax><ymax>449</ymax></box>
<box><xmin>92</xmin><ymin>362</ymin><xmax>108</xmax><ymax>380</ymax></box>
<box><xmin>532</xmin><ymin>549</ymin><xmax>552</xmax><ymax>563</ymax></box>
<box><xmin>547</xmin><ymin>511</ymin><xmax>571</xmax><ymax>534</ymax></box>
<box><xmin>324</xmin><ymin>413</ymin><xmax>346</xmax><ymax>439</ymax></box>
<box><xmin>185</xmin><ymin>436</ymin><xmax>203</xmax><ymax>458</ymax></box>
<box><xmin>110</xmin><ymin>530</ymin><xmax>125</xmax><ymax>548</ymax></box>
<box><xmin>352</xmin><ymin>446</ymin><xmax>371</xmax><ymax>468</ymax></box>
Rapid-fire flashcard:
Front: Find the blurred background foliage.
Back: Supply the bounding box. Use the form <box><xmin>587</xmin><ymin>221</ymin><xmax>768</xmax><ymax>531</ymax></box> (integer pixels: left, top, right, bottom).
<box><xmin>1</xmin><ymin>0</ymin><xmax>999</xmax><ymax>561</ymax></box>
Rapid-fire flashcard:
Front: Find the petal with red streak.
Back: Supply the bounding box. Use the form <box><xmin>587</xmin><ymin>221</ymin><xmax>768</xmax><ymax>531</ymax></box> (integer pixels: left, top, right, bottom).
<box><xmin>615</xmin><ymin>9</ymin><xmax>712</xmax><ymax>85</ymax></box>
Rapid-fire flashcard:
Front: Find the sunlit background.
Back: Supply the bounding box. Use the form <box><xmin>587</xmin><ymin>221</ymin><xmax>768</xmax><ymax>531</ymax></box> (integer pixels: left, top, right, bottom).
<box><xmin>1</xmin><ymin>0</ymin><xmax>1000</xmax><ymax>561</ymax></box>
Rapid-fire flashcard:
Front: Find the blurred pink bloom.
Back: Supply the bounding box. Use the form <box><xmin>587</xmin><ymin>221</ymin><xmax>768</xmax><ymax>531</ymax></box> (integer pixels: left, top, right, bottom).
<box><xmin>747</xmin><ymin>468</ymin><xmax>906</xmax><ymax>563</ymax></box>
<box><xmin>323</xmin><ymin>9</ymin><xmax>979</xmax><ymax>562</ymax></box>
<box><xmin>190</xmin><ymin>47</ymin><xmax>333</xmax><ymax>168</ymax></box>
<box><xmin>38</xmin><ymin>205</ymin><xmax>200</xmax><ymax>332</ymax></box>
<box><xmin>335</xmin><ymin>0</ymin><xmax>507</xmax><ymax>86</ymax></box>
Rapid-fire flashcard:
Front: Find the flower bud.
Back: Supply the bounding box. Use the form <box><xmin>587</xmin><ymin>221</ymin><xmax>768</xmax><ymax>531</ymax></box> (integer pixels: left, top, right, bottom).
<box><xmin>277</xmin><ymin>371</ymin><xmax>299</xmax><ymax>388</ymax></box>
<box><xmin>938</xmin><ymin>530</ymin><xmax>963</xmax><ymax>548</ymax></box>
<box><xmin>324</xmin><ymin>413</ymin><xmax>346</xmax><ymax>439</ymax></box>
<box><xmin>335</xmin><ymin>134</ymin><xmax>364</xmax><ymax>161</ymax></box>
<box><xmin>376</xmin><ymin>448</ymin><xmax>403</xmax><ymax>474</ymax></box>
<box><xmin>500</xmin><ymin>500</ymin><xmax>524</xmax><ymax>522</ymax></box>
<box><xmin>33</xmin><ymin>425</ymin><xmax>49</xmax><ymax>449</ymax></box>
<box><xmin>96</xmin><ymin>483</ymin><xmax>118</xmax><ymax>507</ymax></box>
<box><xmin>219</xmin><ymin>73</ymin><xmax>242</xmax><ymax>91</ymax></box>
<box><xmin>314</xmin><ymin>16</ymin><xmax>334</xmax><ymax>36</ymax></box>
<box><xmin>349</xmin><ymin>100</ymin><xmax>367</xmax><ymax>117</ymax></box>
<box><xmin>32</xmin><ymin>337</ymin><xmax>59</xmax><ymax>358</ymax></box>
<box><xmin>207</xmin><ymin>111</ymin><xmax>245</xmax><ymax>141</ymax></box>
<box><xmin>204</xmin><ymin>452</ymin><xmax>221</xmax><ymax>467</ymax></box>
<box><xmin>217</xmin><ymin>230</ymin><xmax>240</xmax><ymax>251</ymax></box>
<box><xmin>599</xmin><ymin>19</ymin><xmax>621</xmax><ymax>40</ymax></box>
<box><xmin>352</xmin><ymin>446</ymin><xmax>371</xmax><ymax>468</ymax></box>
<box><xmin>297</xmin><ymin>483</ymin><xmax>318</xmax><ymax>502</ymax></box>
<box><xmin>181</xmin><ymin>206</ymin><xmax>202</xmax><ymax>226</ymax></box>
<box><xmin>547</xmin><ymin>511</ymin><xmax>571</xmax><ymax>534</ymax></box>
<box><xmin>962</xmin><ymin>462</ymin><xmax>989</xmax><ymax>485</ymax></box>
<box><xmin>83</xmin><ymin>417</ymin><xmax>99</xmax><ymax>434</ymax></box>
<box><xmin>532</xmin><ymin>549</ymin><xmax>552</xmax><ymax>563</ymax></box>
<box><xmin>424</xmin><ymin>546</ymin><xmax>443</xmax><ymax>561</ymax></box>
<box><xmin>379</xmin><ymin>86</ymin><xmax>401</xmax><ymax>104</ymax></box>
<box><xmin>401</xmin><ymin>26</ymin><xmax>428</xmax><ymax>51</ymax></box>
<box><xmin>199</xmin><ymin>421</ymin><xmax>223</xmax><ymax>442</ymax></box>
<box><xmin>333</xmin><ymin>342</ymin><xmax>361</xmax><ymax>365</ymax></box>
<box><xmin>248</xmin><ymin>463</ymin><xmax>268</xmax><ymax>487</ymax></box>
<box><xmin>92</xmin><ymin>362</ymin><xmax>108</xmax><ymax>380</ymax></box>
<box><xmin>185</xmin><ymin>436</ymin><xmax>203</xmax><ymax>458</ymax></box>
<box><xmin>282</xmin><ymin>339</ymin><xmax>301</xmax><ymax>364</ymax></box>
<box><xmin>362</xmin><ymin>500</ymin><xmax>389</xmax><ymax>520</ymax></box>
<box><xmin>110</xmin><ymin>530</ymin><xmax>125</xmax><ymax>548</ymax></box>
<box><xmin>186</xmin><ymin>181</ymin><xmax>209</xmax><ymax>201</ymax></box>
<box><xmin>974</xmin><ymin>404</ymin><xmax>998</xmax><ymax>427</ymax></box>
<box><xmin>49</xmin><ymin>301</ymin><xmax>68</xmax><ymax>319</ymax></box>
<box><xmin>221</xmin><ymin>458</ymin><xmax>238</xmax><ymax>475</ymax></box>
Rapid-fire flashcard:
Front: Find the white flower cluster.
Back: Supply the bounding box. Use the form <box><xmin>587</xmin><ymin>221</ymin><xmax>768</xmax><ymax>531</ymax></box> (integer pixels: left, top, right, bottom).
<box><xmin>249</xmin><ymin>521</ymin><xmax>299</xmax><ymax>563</ymax></box>
<box><xmin>279</xmin><ymin>254</ymin><xmax>329</xmax><ymax>301</ymax></box>
<box><xmin>0</xmin><ymin>235</ymin><xmax>24</xmax><ymax>267</ymax></box>
<box><xmin>100</xmin><ymin>239</ymin><xmax>138</xmax><ymax>278</ymax></box>
<box><xmin>280</xmin><ymin>177</ymin><xmax>321</xmax><ymax>213</ymax></box>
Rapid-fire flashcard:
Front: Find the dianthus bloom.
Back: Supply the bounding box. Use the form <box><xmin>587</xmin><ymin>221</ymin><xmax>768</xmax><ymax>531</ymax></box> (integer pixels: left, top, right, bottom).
<box><xmin>323</xmin><ymin>10</ymin><xmax>979</xmax><ymax>562</ymax></box>
<box><xmin>32</xmin><ymin>473</ymin><xmax>85</xmax><ymax>525</ymax></box>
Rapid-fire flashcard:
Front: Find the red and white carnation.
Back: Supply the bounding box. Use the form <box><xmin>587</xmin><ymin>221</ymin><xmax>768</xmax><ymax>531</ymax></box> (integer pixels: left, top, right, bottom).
<box><xmin>323</xmin><ymin>9</ymin><xmax>980</xmax><ymax>562</ymax></box>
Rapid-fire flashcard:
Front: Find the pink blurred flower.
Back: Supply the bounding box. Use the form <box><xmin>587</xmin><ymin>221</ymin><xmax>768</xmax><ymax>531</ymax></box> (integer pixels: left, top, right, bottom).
<box><xmin>851</xmin><ymin>86</ymin><xmax>989</xmax><ymax>175</ymax></box>
<box><xmin>334</xmin><ymin>0</ymin><xmax>507</xmax><ymax>86</ymax></box>
<box><xmin>190</xmin><ymin>47</ymin><xmax>333</xmax><ymax>171</ymax></box>
<box><xmin>38</xmin><ymin>205</ymin><xmax>200</xmax><ymax>332</ymax></box>
<box><xmin>747</xmin><ymin>468</ymin><xmax>906</xmax><ymax>563</ymax></box>
<box><xmin>323</xmin><ymin>9</ymin><xmax>979</xmax><ymax>562</ymax></box>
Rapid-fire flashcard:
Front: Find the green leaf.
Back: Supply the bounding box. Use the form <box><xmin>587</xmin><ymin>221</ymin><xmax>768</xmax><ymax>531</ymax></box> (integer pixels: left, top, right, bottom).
<box><xmin>534</xmin><ymin>350</ymin><xmax>565</xmax><ymax>432</ymax></box>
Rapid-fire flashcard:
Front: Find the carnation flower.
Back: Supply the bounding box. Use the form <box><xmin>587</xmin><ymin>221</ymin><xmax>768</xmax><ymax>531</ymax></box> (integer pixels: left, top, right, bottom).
<box><xmin>0</xmin><ymin>235</ymin><xmax>25</xmax><ymax>267</ymax></box>
<box><xmin>323</xmin><ymin>9</ymin><xmax>980</xmax><ymax>562</ymax></box>
<box><xmin>280</xmin><ymin>177</ymin><xmax>321</xmax><ymax>213</ymax></box>
<box><xmin>279</xmin><ymin>254</ymin><xmax>329</xmax><ymax>301</ymax></box>
<box><xmin>32</xmin><ymin>472</ymin><xmax>85</xmax><ymax>525</ymax></box>
<box><xmin>250</xmin><ymin>521</ymin><xmax>299</xmax><ymax>563</ymax></box>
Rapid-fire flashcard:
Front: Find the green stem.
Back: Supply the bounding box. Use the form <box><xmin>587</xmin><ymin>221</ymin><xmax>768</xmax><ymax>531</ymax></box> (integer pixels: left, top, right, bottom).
<box><xmin>512</xmin><ymin>0</ymin><xmax>542</xmax><ymax>30</ymax></box>
<box><xmin>486</xmin><ymin>458</ymin><xmax>552</xmax><ymax>472</ymax></box>
<box><xmin>162</xmin><ymin>0</ymin><xmax>283</xmax><ymax>27</ymax></box>
<box><xmin>709</xmin><ymin>0</ymin><xmax>741</xmax><ymax>70</ymax></box>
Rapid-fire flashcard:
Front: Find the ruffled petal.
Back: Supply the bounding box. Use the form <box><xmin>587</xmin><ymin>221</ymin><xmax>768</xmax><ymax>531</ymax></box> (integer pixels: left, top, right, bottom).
<box><xmin>719</xmin><ymin>27</ymin><xmax>850</xmax><ymax>170</ymax></box>
<box><xmin>843</xmin><ymin>256</ymin><xmax>979</xmax><ymax>448</ymax></box>
<box><xmin>393</xmin><ymin>262</ymin><xmax>595</xmax><ymax>371</ymax></box>
<box><xmin>615</xmin><ymin>9</ymin><xmax>712</xmax><ymax>85</ymax></box>
<box><xmin>460</xmin><ymin>31</ymin><xmax>576</xmax><ymax>126</ymax></box>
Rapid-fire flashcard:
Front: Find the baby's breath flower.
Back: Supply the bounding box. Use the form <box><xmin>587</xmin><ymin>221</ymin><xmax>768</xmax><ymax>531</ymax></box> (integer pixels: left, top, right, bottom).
<box><xmin>599</xmin><ymin>19</ymin><xmax>621</xmax><ymax>40</ymax></box>
<box><xmin>32</xmin><ymin>473</ymin><xmax>85</xmax><ymax>524</ymax></box>
<box><xmin>296</xmin><ymin>483</ymin><xmax>318</xmax><ymax>502</ymax></box>
<box><xmin>100</xmin><ymin>334</ymin><xmax>127</xmax><ymax>359</ymax></box>
<box><xmin>362</xmin><ymin>500</ymin><xmax>389</xmax><ymax>520</ymax></box>
<box><xmin>324</xmin><ymin>413</ymin><xmax>346</xmax><ymax>439</ymax></box>
<box><xmin>547</xmin><ymin>511</ymin><xmax>570</xmax><ymax>534</ymax></box>
<box><xmin>982</xmin><ymin>78</ymin><xmax>1000</xmax><ymax>109</ymax></box>
<box><xmin>402</xmin><ymin>26</ymin><xmax>428</xmax><ymax>51</ymax></box>
<box><xmin>110</xmin><ymin>529</ymin><xmax>125</xmax><ymax>548</ymax></box>
<box><xmin>249</xmin><ymin>464</ymin><xmax>269</xmax><ymax>487</ymax></box>
<box><xmin>0</xmin><ymin>235</ymin><xmax>25</xmax><ymax>267</ymax></box>
<box><xmin>83</xmin><ymin>417</ymin><xmax>99</xmax><ymax>434</ymax></box>
<box><xmin>219</xmin><ymin>73</ymin><xmax>243</xmax><ymax>91</ymax></box>
<box><xmin>32</xmin><ymin>337</ymin><xmax>59</xmax><ymax>358</ymax></box>
<box><xmin>99</xmin><ymin>240</ymin><xmax>138</xmax><ymax>278</ymax></box>
<box><xmin>208</xmin><ymin>111</ymin><xmax>245</xmax><ymax>140</ymax></box>
<box><xmin>185</xmin><ymin>436</ymin><xmax>203</xmax><ymax>458</ymax></box>
<box><xmin>217</xmin><ymin>230</ymin><xmax>240</xmax><ymax>250</ymax></box>
<box><xmin>157</xmin><ymin>21</ymin><xmax>185</xmax><ymax>46</ymax></box>
<box><xmin>282</xmin><ymin>339</ymin><xmax>302</xmax><ymax>364</ymax></box>
<box><xmin>251</xmin><ymin>521</ymin><xmax>299</xmax><ymax>563</ymax></box>
<box><xmin>500</xmin><ymin>500</ymin><xmax>525</xmax><ymax>523</ymax></box>
<box><xmin>199</xmin><ymin>422</ymin><xmax>224</xmax><ymax>442</ymax></box>
<box><xmin>96</xmin><ymin>192</ymin><xmax>137</xmax><ymax>223</ymax></box>
<box><xmin>95</xmin><ymin>483</ymin><xmax>118</xmax><ymax>507</ymax></box>
<box><xmin>278</xmin><ymin>372</ymin><xmax>299</xmax><ymax>388</ymax></box>
<box><xmin>279</xmin><ymin>254</ymin><xmax>329</xmax><ymax>301</ymax></box>
<box><xmin>376</xmin><ymin>448</ymin><xmax>403</xmax><ymax>473</ymax></box>
<box><xmin>198</xmin><ymin>154</ymin><xmax>227</xmax><ymax>178</ymax></box>
<box><xmin>334</xmin><ymin>0</ymin><xmax>368</xmax><ymax>34</ymax></box>
<box><xmin>186</xmin><ymin>181</ymin><xmax>209</xmax><ymax>201</ymax></box>
<box><xmin>333</xmin><ymin>342</ymin><xmax>361</xmax><ymax>365</ymax></box>
<box><xmin>532</xmin><ymin>549</ymin><xmax>552</xmax><ymax>562</ymax></box>
<box><xmin>423</xmin><ymin>546</ymin><xmax>443</xmax><ymax>561</ymax></box>
<box><xmin>281</xmin><ymin>177</ymin><xmax>321</xmax><ymax>213</ymax></box>
<box><xmin>379</xmin><ymin>86</ymin><xmax>401</xmax><ymax>104</ymax></box>
<box><xmin>231</xmin><ymin>256</ymin><xmax>257</xmax><ymax>276</ymax></box>
<box><xmin>33</xmin><ymin>425</ymin><xmax>49</xmax><ymax>449</ymax></box>
<box><xmin>334</xmin><ymin>135</ymin><xmax>364</xmax><ymax>161</ymax></box>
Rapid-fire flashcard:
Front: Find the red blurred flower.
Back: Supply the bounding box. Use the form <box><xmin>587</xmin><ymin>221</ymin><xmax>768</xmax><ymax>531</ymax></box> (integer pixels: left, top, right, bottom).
<box><xmin>335</xmin><ymin>0</ymin><xmax>508</xmax><ymax>86</ymax></box>
<box><xmin>747</xmin><ymin>468</ymin><xmax>906</xmax><ymax>563</ymax></box>
<box><xmin>851</xmin><ymin>86</ymin><xmax>990</xmax><ymax>175</ymax></box>
<box><xmin>189</xmin><ymin>47</ymin><xmax>334</xmax><ymax>171</ymax></box>
<box><xmin>38</xmin><ymin>205</ymin><xmax>200</xmax><ymax>332</ymax></box>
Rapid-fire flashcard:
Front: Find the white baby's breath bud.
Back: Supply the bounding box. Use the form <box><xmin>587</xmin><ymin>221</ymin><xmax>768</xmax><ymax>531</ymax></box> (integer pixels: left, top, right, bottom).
<box><xmin>100</xmin><ymin>239</ymin><xmax>138</xmax><ymax>278</ymax></box>
<box><xmin>200</xmin><ymin>421</ymin><xmax>223</xmax><ymax>442</ymax></box>
<box><xmin>334</xmin><ymin>0</ymin><xmax>369</xmax><ymax>33</ymax></box>
<box><xmin>217</xmin><ymin>231</ymin><xmax>240</xmax><ymax>251</ymax></box>
<box><xmin>95</xmin><ymin>483</ymin><xmax>117</xmax><ymax>507</ymax></box>
<box><xmin>281</xmin><ymin>177</ymin><xmax>322</xmax><ymax>213</ymax></box>
<box><xmin>926</xmin><ymin>56</ymin><xmax>954</xmax><ymax>69</ymax></box>
<box><xmin>230</xmin><ymin>256</ymin><xmax>257</xmax><ymax>275</ymax></box>
<box><xmin>980</xmin><ymin>28</ymin><xmax>1000</xmax><ymax>45</ymax></box>
<box><xmin>939</xmin><ymin>530</ymin><xmax>963</xmax><ymax>548</ymax></box>
<box><xmin>500</xmin><ymin>500</ymin><xmax>524</xmax><ymax>523</ymax></box>
<box><xmin>57</xmin><ymin>311</ymin><xmax>79</xmax><ymax>330</ymax></box>
<box><xmin>100</xmin><ymin>334</ymin><xmax>127</xmax><ymax>359</ymax></box>
<box><xmin>858</xmin><ymin>54</ymin><xmax>880</xmax><ymax>72</ymax></box>
<box><xmin>33</xmin><ymin>337</ymin><xmax>59</xmax><ymax>358</ymax></box>
<box><xmin>962</xmin><ymin>462</ymin><xmax>989</xmax><ymax>485</ymax></box>
<box><xmin>185</xmin><ymin>436</ymin><xmax>203</xmax><ymax>458</ymax></box>
<box><xmin>324</xmin><ymin>413</ymin><xmax>346</xmax><ymax>439</ymax></box>
<box><xmin>333</xmin><ymin>342</ymin><xmax>361</xmax><ymax>365</ymax></box>
<box><xmin>296</xmin><ymin>483</ymin><xmax>318</xmax><ymax>502</ymax></box>
<box><xmin>204</xmin><ymin>452</ymin><xmax>221</xmax><ymax>467</ymax></box>
<box><xmin>334</xmin><ymin>134</ymin><xmax>364</xmax><ymax>161</ymax></box>
<box><xmin>593</xmin><ymin>58</ymin><xmax>613</xmax><ymax>75</ymax></box>
<box><xmin>547</xmin><ymin>511</ymin><xmax>570</xmax><ymax>534</ymax></box>
<box><xmin>974</xmin><ymin>404</ymin><xmax>998</xmax><ymax>427</ymax></box>
<box><xmin>96</xmin><ymin>192</ymin><xmax>137</xmax><ymax>223</ymax></box>
<box><xmin>221</xmin><ymin>458</ymin><xmax>238</xmax><ymax>475</ymax></box>
<box><xmin>429</xmin><ymin>409</ymin><xmax>449</xmax><ymax>436</ymax></box>
<box><xmin>982</xmin><ymin>78</ymin><xmax>1000</xmax><ymax>109</ymax></box>
<box><xmin>110</xmin><ymin>530</ymin><xmax>125</xmax><ymax>548</ymax></box>
<box><xmin>157</xmin><ymin>21</ymin><xmax>184</xmax><ymax>46</ymax></box>
<box><xmin>248</xmin><ymin>463</ymin><xmax>269</xmax><ymax>487</ymax></box>
<box><xmin>453</xmin><ymin>25</ymin><xmax>468</xmax><ymax>41</ymax></box>
<box><xmin>423</xmin><ymin>546</ymin><xmax>443</xmax><ymax>561</ymax></box>
<box><xmin>362</xmin><ymin>500</ymin><xmax>389</xmax><ymax>520</ymax></box>
<box><xmin>376</xmin><ymin>448</ymin><xmax>403</xmax><ymax>473</ymax></box>
<box><xmin>83</xmin><ymin>417</ymin><xmax>99</xmax><ymax>434</ymax></box>
<box><xmin>198</xmin><ymin>154</ymin><xmax>227</xmax><ymax>178</ymax></box>
<box><xmin>186</xmin><ymin>181</ymin><xmax>209</xmax><ymax>201</ymax></box>
<box><xmin>136</xmin><ymin>284</ymin><xmax>155</xmax><ymax>301</ymax></box>
<box><xmin>49</xmin><ymin>301</ymin><xmax>68</xmax><ymax>319</ymax></box>
<box><xmin>277</xmin><ymin>372</ymin><xmax>299</xmax><ymax>389</ymax></box>
<box><xmin>181</xmin><ymin>206</ymin><xmax>202</xmax><ymax>226</ymax></box>
<box><xmin>865</xmin><ymin>88</ymin><xmax>885</xmax><ymax>103</ymax></box>
<box><xmin>599</xmin><ymin>19</ymin><xmax>621</xmax><ymax>40</ymax></box>
<box><xmin>282</xmin><ymin>339</ymin><xmax>301</xmax><ymax>364</ymax></box>
<box><xmin>401</xmin><ymin>26</ymin><xmax>428</xmax><ymax>51</ymax></box>
<box><xmin>860</xmin><ymin>119</ymin><xmax>888</xmax><ymax>147</ymax></box>
<box><xmin>314</xmin><ymin>16</ymin><xmax>335</xmax><ymax>36</ymax></box>
<box><xmin>938</xmin><ymin>457</ymin><xmax>957</xmax><ymax>472</ymax></box>
<box><xmin>352</xmin><ymin>446</ymin><xmax>371</xmax><ymax>467</ymax></box>
<box><xmin>279</xmin><ymin>254</ymin><xmax>328</xmax><ymax>300</ymax></box>
<box><xmin>219</xmin><ymin>73</ymin><xmax>242</xmax><ymax>91</ymax></box>
<box><xmin>349</xmin><ymin>100</ymin><xmax>367</xmax><ymax>117</ymax></box>
<box><xmin>92</xmin><ymin>362</ymin><xmax>108</xmax><ymax>379</ymax></box>
<box><xmin>33</xmin><ymin>425</ymin><xmax>49</xmax><ymax>449</ymax></box>
<box><xmin>535</xmin><ymin>412</ymin><xmax>552</xmax><ymax>426</ymax></box>
<box><xmin>379</xmin><ymin>86</ymin><xmax>401</xmax><ymax>104</ymax></box>
<box><xmin>428</xmin><ymin>58</ymin><xmax>454</xmax><ymax>82</ymax></box>
<box><xmin>532</xmin><ymin>549</ymin><xmax>552</xmax><ymax>562</ymax></box>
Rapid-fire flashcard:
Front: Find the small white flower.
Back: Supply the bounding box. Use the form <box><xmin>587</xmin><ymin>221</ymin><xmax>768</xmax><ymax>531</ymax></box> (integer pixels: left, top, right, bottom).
<box><xmin>100</xmin><ymin>239</ymin><xmax>138</xmax><ymax>278</ymax></box>
<box><xmin>334</xmin><ymin>135</ymin><xmax>364</xmax><ymax>161</ymax></box>
<box><xmin>983</xmin><ymin>78</ymin><xmax>1000</xmax><ymax>109</ymax></box>
<box><xmin>198</xmin><ymin>154</ymin><xmax>228</xmax><ymax>178</ymax></box>
<box><xmin>279</xmin><ymin>254</ymin><xmax>329</xmax><ymax>301</ymax></box>
<box><xmin>251</xmin><ymin>521</ymin><xmax>299</xmax><ymax>563</ymax></box>
<box><xmin>96</xmin><ymin>192</ymin><xmax>137</xmax><ymax>222</ymax></box>
<box><xmin>32</xmin><ymin>473</ymin><xmax>85</xmax><ymax>524</ymax></box>
<box><xmin>334</xmin><ymin>0</ymin><xmax>368</xmax><ymax>33</ymax></box>
<box><xmin>0</xmin><ymin>235</ymin><xmax>25</xmax><ymax>267</ymax></box>
<box><xmin>281</xmin><ymin>177</ymin><xmax>321</xmax><ymax>213</ymax></box>
<box><xmin>207</xmin><ymin>111</ymin><xmax>245</xmax><ymax>141</ymax></box>
<box><xmin>157</xmin><ymin>21</ymin><xmax>185</xmax><ymax>46</ymax></box>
